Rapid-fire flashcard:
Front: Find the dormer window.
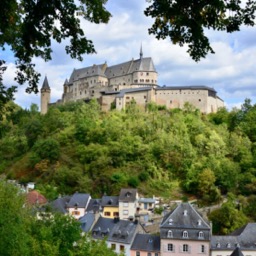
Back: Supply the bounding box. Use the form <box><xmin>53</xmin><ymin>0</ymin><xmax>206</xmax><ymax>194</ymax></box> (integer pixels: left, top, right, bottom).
<box><xmin>168</xmin><ymin>219</ymin><xmax>173</xmax><ymax>225</ymax></box>
<box><xmin>227</xmin><ymin>243</ymin><xmax>231</xmax><ymax>248</ymax></box>
<box><xmin>167</xmin><ymin>230</ymin><xmax>173</xmax><ymax>238</ymax></box>
<box><xmin>183</xmin><ymin>231</ymin><xmax>188</xmax><ymax>238</ymax></box>
<box><xmin>183</xmin><ymin>210</ymin><xmax>187</xmax><ymax>216</ymax></box>
<box><xmin>216</xmin><ymin>243</ymin><xmax>220</xmax><ymax>248</ymax></box>
<box><xmin>198</xmin><ymin>220</ymin><xmax>202</xmax><ymax>226</ymax></box>
<box><xmin>198</xmin><ymin>231</ymin><xmax>204</xmax><ymax>239</ymax></box>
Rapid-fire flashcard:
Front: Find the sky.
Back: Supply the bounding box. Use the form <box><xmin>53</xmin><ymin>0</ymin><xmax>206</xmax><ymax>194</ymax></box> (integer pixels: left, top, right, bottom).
<box><xmin>2</xmin><ymin>0</ymin><xmax>256</xmax><ymax>110</ymax></box>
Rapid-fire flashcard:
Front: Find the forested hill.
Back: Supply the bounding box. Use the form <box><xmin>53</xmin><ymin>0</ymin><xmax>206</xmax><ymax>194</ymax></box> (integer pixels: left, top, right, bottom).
<box><xmin>1</xmin><ymin>99</ymin><xmax>256</xmax><ymax>205</ymax></box>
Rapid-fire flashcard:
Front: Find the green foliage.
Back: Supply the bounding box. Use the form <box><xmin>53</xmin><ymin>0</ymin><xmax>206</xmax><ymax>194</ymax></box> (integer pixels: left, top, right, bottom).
<box><xmin>145</xmin><ymin>1</ymin><xmax>256</xmax><ymax>61</ymax></box>
<box><xmin>33</xmin><ymin>138</ymin><xmax>60</xmax><ymax>163</ymax></box>
<box><xmin>208</xmin><ymin>196</ymin><xmax>248</xmax><ymax>235</ymax></box>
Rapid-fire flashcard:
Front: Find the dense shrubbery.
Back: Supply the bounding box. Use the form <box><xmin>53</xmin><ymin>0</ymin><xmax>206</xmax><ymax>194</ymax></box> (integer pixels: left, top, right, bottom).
<box><xmin>1</xmin><ymin>99</ymin><xmax>256</xmax><ymax>221</ymax></box>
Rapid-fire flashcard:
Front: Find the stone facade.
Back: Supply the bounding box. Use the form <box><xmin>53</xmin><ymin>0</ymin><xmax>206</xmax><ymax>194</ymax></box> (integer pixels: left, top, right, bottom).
<box><xmin>40</xmin><ymin>51</ymin><xmax>224</xmax><ymax>114</ymax></box>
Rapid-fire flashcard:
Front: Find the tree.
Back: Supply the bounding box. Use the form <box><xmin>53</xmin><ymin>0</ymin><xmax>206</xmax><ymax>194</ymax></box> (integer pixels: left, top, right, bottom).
<box><xmin>145</xmin><ymin>0</ymin><xmax>256</xmax><ymax>61</ymax></box>
<box><xmin>0</xmin><ymin>0</ymin><xmax>111</xmax><ymax>112</ymax></box>
<box><xmin>0</xmin><ymin>181</ymin><xmax>31</xmax><ymax>256</ymax></box>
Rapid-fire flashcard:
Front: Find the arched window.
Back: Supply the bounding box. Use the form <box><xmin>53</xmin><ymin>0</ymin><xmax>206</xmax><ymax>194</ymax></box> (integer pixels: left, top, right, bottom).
<box><xmin>183</xmin><ymin>231</ymin><xmax>188</xmax><ymax>238</ymax></box>
<box><xmin>167</xmin><ymin>230</ymin><xmax>173</xmax><ymax>238</ymax></box>
<box><xmin>198</xmin><ymin>231</ymin><xmax>204</xmax><ymax>238</ymax></box>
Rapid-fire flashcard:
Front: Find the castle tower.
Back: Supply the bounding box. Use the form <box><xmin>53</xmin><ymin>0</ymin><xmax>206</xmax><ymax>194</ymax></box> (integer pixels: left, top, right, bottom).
<box><xmin>40</xmin><ymin>76</ymin><xmax>51</xmax><ymax>114</ymax></box>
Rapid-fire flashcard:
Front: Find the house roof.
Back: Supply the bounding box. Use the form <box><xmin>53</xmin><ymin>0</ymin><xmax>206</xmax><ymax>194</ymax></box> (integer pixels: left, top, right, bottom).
<box><xmin>79</xmin><ymin>213</ymin><xmax>95</xmax><ymax>232</ymax></box>
<box><xmin>211</xmin><ymin>223</ymin><xmax>256</xmax><ymax>250</ymax></box>
<box><xmin>86</xmin><ymin>199</ymin><xmax>102</xmax><ymax>213</ymax></box>
<box><xmin>26</xmin><ymin>190</ymin><xmax>47</xmax><ymax>205</ymax></box>
<box><xmin>66</xmin><ymin>192</ymin><xmax>91</xmax><ymax>208</ymax></box>
<box><xmin>161</xmin><ymin>203</ymin><xmax>210</xmax><ymax>229</ymax></box>
<box><xmin>231</xmin><ymin>247</ymin><xmax>244</xmax><ymax>256</ymax></box>
<box><xmin>101</xmin><ymin>196</ymin><xmax>119</xmax><ymax>207</ymax></box>
<box><xmin>49</xmin><ymin>196</ymin><xmax>71</xmax><ymax>214</ymax></box>
<box><xmin>131</xmin><ymin>234</ymin><xmax>160</xmax><ymax>252</ymax></box>
<box><xmin>138</xmin><ymin>198</ymin><xmax>155</xmax><ymax>204</ymax></box>
<box><xmin>107</xmin><ymin>219</ymin><xmax>138</xmax><ymax>244</ymax></box>
<box><xmin>91</xmin><ymin>216</ymin><xmax>116</xmax><ymax>240</ymax></box>
<box><xmin>119</xmin><ymin>188</ymin><xmax>138</xmax><ymax>202</ymax></box>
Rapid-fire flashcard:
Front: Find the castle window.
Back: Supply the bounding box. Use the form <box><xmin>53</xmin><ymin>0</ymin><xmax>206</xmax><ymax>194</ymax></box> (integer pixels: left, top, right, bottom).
<box><xmin>183</xmin><ymin>231</ymin><xmax>188</xmax><ymax>238</ymax></box>
<box><xmin>198</xmin><ymin>231</ymin><xmax>204</xmax><ymax>239</ymax></box>
<box><xmin>146</xmin><ymin>72</ymin><xmax>149</xmax><ymax>76</ymax></box>
<box><xmin>201</xmin><ymin>245</ymin><xmax>205</xmax><ymax>253</ymax></box>
<box><xmin>170</xmin><ymin>100</ymin><xmax>172</xmax><ymax>103</ymax></box>
<box><xmin>199</xmin><ymin>99</ymin><xmax>201</xmax><ymax>102</ymax></box>
<box><xmin>167</xmin><ymin>244</ymin><xmax>174</xmax><ymax>251</ymax></box>
<box><xmin>183</xmin><ymin>244</ymin><xmax>189</xmax><ymax>252</ymax></box>
<box><xmin>144</xmin><ymin>96</ymin><xmax>147</xmax><ymax>99</ymax></box>
<box><xmin>167</xmin><ymin>230</ymin><xmax>173</xmax><ymax>238</ymax></box>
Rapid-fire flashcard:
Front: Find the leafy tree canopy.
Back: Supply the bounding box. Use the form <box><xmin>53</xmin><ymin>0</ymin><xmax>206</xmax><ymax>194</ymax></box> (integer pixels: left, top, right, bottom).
<box><xmin>145</xmin><ymin>0</ymin><xmax>256</xmax><ymax>61</ymax></box>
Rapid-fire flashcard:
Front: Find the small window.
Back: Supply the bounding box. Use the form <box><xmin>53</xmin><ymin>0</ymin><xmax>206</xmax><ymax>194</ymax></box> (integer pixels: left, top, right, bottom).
<box><xmin>183</xmin><ymin>244</ymin><xmax>189</xmax><ymax>252</ymax></box>
<box><xmin>123</xmin><ymin>202</ymin><xmax>128</xmax><ymax>207</ymax></box>
<box><xmin>201</xmin><ymin>245</ymin><xmax>205</xmax><ymax>253</ymax></box>
<box><xmin>199</xmin><ymin>99</ymin><xmax>201</xmax><ymax>102</ymax></box>
<box><xmin>183</xmin><ymin>231</ymin><xmax>188</xmax><ymax>238</ymax></box>
<box><xmin>120</xmin><ymin>245</ymin><xmax>125</xmax><ymax>252</ymax></box>
<box><xmin>168</xmin><ymin>244</ymin><xmax>174</xmax><ymax>251</ymax></box>
<box><xmin>123</xmin><ymin>210</ymin><xmax>128</xmax><ymax>215</ymax></box>
<box><xmin>104</xmin><ymin>212</ymin><xmax>111</xmax><ymax>216</ymax></box>
<box><xmin>111</xmin><ymin>244</ymin><xmax>116</xmax><ymax>250</ymax></box>
<box><xmin>136</xmin><ymin>252</ymin><xmax>140</xmax><ymax>256</ymax></box>
<box><xmin>148</xmin><ymin>253</ymin><xmax>152</xmax><ymax>256</ymax></box>
<box><xmin>199</xmin><ymin>231</ymin><xmax>204</xmax><ymax>238</ymax></box>
<box><xmin>167</xmin><ymin>230</ymin><xmax>173</xmax><ymax>238</ymax></box>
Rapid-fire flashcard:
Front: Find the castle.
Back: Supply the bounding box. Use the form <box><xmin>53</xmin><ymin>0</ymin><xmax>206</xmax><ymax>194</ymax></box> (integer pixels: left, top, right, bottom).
<box><xmin>41</xmin><ymin>48</ymin><xmax>224</xmax><ymax>114</ymax></box>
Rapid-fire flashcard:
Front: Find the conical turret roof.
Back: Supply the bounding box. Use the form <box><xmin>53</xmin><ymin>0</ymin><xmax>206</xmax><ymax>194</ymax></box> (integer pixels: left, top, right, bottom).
<box><xmin>42</xmin><ymin>76</ymin><xmax>50</xmax><ymax>90</ymax></box>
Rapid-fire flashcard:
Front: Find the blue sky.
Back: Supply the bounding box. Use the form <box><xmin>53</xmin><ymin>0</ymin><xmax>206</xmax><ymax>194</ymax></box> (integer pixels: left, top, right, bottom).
<box><xmin>2</xmin><ymin>0</ymin><xmax>256</xmax><ymax>110</ymax></box>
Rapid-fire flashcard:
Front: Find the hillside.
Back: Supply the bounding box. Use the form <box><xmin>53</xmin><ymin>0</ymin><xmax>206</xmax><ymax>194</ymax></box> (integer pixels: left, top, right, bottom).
<box><xmin>1</xmin><ymin>99</ymin><xmax>256</xmax><ymax>208</ymax></box>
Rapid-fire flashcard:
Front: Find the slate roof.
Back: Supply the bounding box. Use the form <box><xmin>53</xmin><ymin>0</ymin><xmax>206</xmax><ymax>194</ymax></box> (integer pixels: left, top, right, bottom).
<box><xmin>91</xmin><ymin>216</ymin><xmax>116</xmax><ymax>240</ymax></box>
<box><xmin>101</xmin><ymin>196</ymin><xmax>119</xmax><ymax>207</ymax></box>
<box><xmin>161</xmin><ymin>203</ymin><xmax>210</xmax><ymax>230</ymax></box>
<box><xmin>211</xmin><ymin>223</ymin><xmax>256</xmax><ymax>251</ymax></box>
<box><xmin>86</xmin><ymin>199</ymin><xmax>102</xmax><ymax>213</ymax></box>
<box><xmin>156</xmin><ymin>85</ymin><xmax>216</xmax><ymax>93</ymax></box>
<box><xmin>116</xmin><ymin>87</ymin><xmax>152</xmax><ymax>98</ymax></box>
<box><xmin>131</xmin><ymin>234</ymin><xmax>160</xmax><ymax>252</ymax></box>
<box><xmin>138</xmin><ymin>198</ymin><xmax>155</xmax><ymax>204</ymax></box>
<box><xmin>79</xmin><ymin>213</ymin><xmax>95</xmax><ymax>232</ymax></box>
<box><xmin>66</xmin><ymin>193</ymin><xmax>91</xmax><ymax>208</ymax></box>
<box><xmin>160</xmin><ymin>203</ymin><xmax>211</xmax><ymax>241</ymax></box>
<box><xmin>231</xmin><ymin>247</ymin><xmax>244</xmax><ymax>256</ymax></box>
<box><xmin>108</xmin><ymin>219</ymin><xmax>138</xmax><ymax>244</ymax></box>
<box><xmin>48</xmin><ymin>196</ymin><xmax>71</xmax><ymax>214</ymax></box>
<box><xmin>41</xmin><ymin>76</ymin><xmax>50</xmax><ymax>90</ymax></box>
<box><xmin>105</xmin><ymin>57</ymin><xmax>156</xmax><ymax>78</ymax></box>
<box><xmin>119</xmin><ymin>189</ymin><xmax>138</xmax><ymax>202</ymax></box>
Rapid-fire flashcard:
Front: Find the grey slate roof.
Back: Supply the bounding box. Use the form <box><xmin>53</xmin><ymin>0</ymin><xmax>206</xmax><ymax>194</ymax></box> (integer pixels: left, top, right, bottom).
<box><xmin>116</xmin><ymin>87</ymin><xmax>152</xmax><ymax>98</ymax></box>
<box><xmin>160</xmin><ymin>203</ymin><xmax>211</xmax><ymax>241</ymax></box>
<box><xmin>108</xmin><ymin>219</ymin><xmax>138</xmax><ymax>244</ymax></box>
<box><xmin>119</xmin><ymin>188</ymin><xmax>138</xmax><ymax>202</ymax></box>
<box><xmin>231</xmin><ymin>247</ymin><xmax>244</xmax><ymax>256</ymax></box>
<box><xmin>91</xmin><ymin>216</ymin><xmax>116</xmax><ymax>240</ymax></box>
<box><xmin>66</xmin><ymin>193</ymin><xmax>91</xmax><ymax>208</ymax></box>
<box><xmin>211</xmin><ymin>223</ymin><xmax>256</xmax><ymax>251</ymax></box>
<box><xmin>42</xmin><ymin>76</ymin><xmax>50</xmax><ymax>90</ymax></box>
<box><xmin>101</xmin><ymin>196</ymin><xmax>119</xmax><ymax>207</ymax></box>
<box><xmin>86</xmin><ymin>199</ymin><xmax>102</xmax><ymax>213</ymax></box>
<box><xmin>49</xmin><ymin>196</ymin><xmax>71</xmax><ymax>214</ymax></box>
<box><xmin>131</xmin><ymin>234</ymin><xmax>160</xmax><ymax>252</ymax></box>
<box><xmin>105</xmin><ymin>57</ymin><xmax>156</xmax><ymax>78</ymax></box>
<box><xmin>156</xmin><ymin>85</ymin><xmax>216</xmax><ymax>93</ymax></box>
<box><xmin>79</xmin><ymin>213</ymin><xmax>95</xmax><ymax>232</ymax></box>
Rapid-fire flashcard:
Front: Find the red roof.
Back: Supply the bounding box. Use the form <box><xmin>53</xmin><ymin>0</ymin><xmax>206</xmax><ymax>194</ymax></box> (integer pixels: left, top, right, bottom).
<box><xmin>26</xmin><ymin>190</ymin><xmax>47</xmax><ymax>205</ymax></box>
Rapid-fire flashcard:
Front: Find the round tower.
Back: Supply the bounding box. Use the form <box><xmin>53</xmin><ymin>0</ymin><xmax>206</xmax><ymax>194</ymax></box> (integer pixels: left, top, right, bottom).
<box><xmin>40</xmin><ymin>76</ymin><xmax>51</xmax><ymax>114</ymax></box>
